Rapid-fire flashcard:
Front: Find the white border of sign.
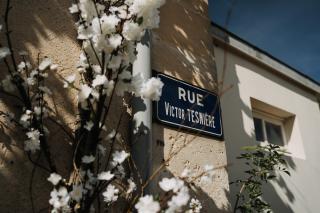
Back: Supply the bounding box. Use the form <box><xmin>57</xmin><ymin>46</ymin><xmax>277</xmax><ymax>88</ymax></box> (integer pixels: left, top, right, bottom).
<box><xmin>155</xmin><ymin>73</ymin><xmax>223</xmax><ymax>138</ymax></box>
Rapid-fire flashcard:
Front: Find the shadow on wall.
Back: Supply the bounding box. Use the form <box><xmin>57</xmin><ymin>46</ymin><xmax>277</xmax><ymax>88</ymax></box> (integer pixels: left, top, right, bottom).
<box><xmin>215</xmin><ymin>40</ymin><xmax>297</xmax><ymax>212</ymax></box>
<box><xmin>152</xmin><ymin>0</ymin><xmax>218</xmax><ymax>92</ymax></box>
<box><xmin>131</xmin><ymin>95</ymin><xmax>230</xmax><ymax>212</ymax></box>
<box><xmin>0</xmin><ymin>0</ymin><xmax>80</xmax><ymax>212</ymax></box>
<box><xmin>0</xmin><ymin>0</ymin><xmax>134</xmax><ymax>211</ymax></box>
<box><xmin>148</xmin><ymin>0</ymin><xmax>231</xmax><ymax>211</ymax></box>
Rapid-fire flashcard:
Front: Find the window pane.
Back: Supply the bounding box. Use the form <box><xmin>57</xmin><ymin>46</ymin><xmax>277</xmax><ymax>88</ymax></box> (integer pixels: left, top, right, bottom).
<box><xmin>265</xmin><ymin>121</ymin><xmax>284</xmax><ymax>146</ymax></box>
<box><xmin>253</xmin><ymin>117</ymin><xmax>264</xmax><ymax>141</ymax></box>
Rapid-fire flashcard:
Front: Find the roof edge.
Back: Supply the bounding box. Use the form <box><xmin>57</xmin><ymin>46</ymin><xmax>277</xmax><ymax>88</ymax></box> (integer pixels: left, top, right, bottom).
<box><xmin>211</xmin><ymin>22</ymin><xmax>320</xmax><ymax>94</ymax></box>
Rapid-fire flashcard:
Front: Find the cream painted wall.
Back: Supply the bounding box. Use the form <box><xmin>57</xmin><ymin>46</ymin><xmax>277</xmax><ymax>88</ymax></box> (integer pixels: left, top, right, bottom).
<box><xmin>214</xmin><ymin>40</ymin><xmax>320</xmax><ymax>212</ymax></box>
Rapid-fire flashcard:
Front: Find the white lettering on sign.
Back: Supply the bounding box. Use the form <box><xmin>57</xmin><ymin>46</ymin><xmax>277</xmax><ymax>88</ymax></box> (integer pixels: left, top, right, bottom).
<box><xmin>178</xmin><ymin>87</ymin><xmax>204</xmax><ymax>107</ymax></box>
<box><xmin>164</xmin><ymin>101</ymin><xmax>215</xmax><ymax>128</ymax></box>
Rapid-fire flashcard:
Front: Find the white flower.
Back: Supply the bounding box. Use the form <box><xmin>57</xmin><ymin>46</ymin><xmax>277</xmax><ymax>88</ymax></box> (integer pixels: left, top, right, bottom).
<box><xmin>1</xmin><ymin>75</ymin><xmax>15</xmax><ymax>92</ymax></box>
<box><xmin>47</xmin><ymin>173</ymin><xmax>62</xmax><ymax>185</ymax></box>
<box><xmin>118</xmin><ymin>70</ymin><xmax>132</xmax><ymax>80</ymax></box>
<box><xmin>102</xmin><ymin>184</ymin><xmax>119</xmax><ymax>203</ymax></box>
<box><xmin>110</xmin><ymin>5</ymin><xmax>128</xmax><ymax>19</ymax></box>
<box><xmin>69</xmin><ymin>4</ymin><xmax>79</xmax><ymax>13</ymax></box>
<box><xmin>17</xmin><ymin>61</ymin><xmax>31</xmax><ymax>72</ymax></box>
<box><xmin>99</xmin><ymin>14</ymin><xmax>120</xmax><ymax>34</ymax></box>
<box><xmin>84</xmin><ymin>121</ymin><xmax>94</xmax><ymax>131</ymax></box>
<box><xmin>70</xmin><ymin>184</ymin><xmax>83</xmax><ymax>202</ymax></box>
<box><xmin>77</xmin><ymin>24</ymin><xmax>94</xmax><ymax>40</ymax></box>
<box><xmin>129</xmin><ymin>0</ymin><xmax>165</xmax><ymax>28</ymax></box>
<box><xmin>139</xmin><ymin>77</ymin><xmax>164</xmax><ymax>101</ymax></box>
<box><xmin>0</xmin><ymin>47</ymin><xmax>10</xmax><ymax>60</ymax></box>
<box><xmin>112</xmin><ymin>150</ymin><xmax>129</xmax><ymax>165</ymax></box>
<box><xmin>26</xmin><ymin>77</ymin><xmax>36</xmax><ymax>86</ymax></box>
<box><xmin>24</xmin><ymin>129</ymin><xmax>41</xmax><ymax>153</ymax></box>
<box><xmin>92</xmin><ymin>74</ymin><xmax>107</xmax><ymax>88</ymax></box>
<box><xmin>97</xmin><ymin>171</ymin><xmax>114</xmax><ymax>181</ymax></box>
<box><xmin>108</xmin><ymin>34</ymin><xmax>122</xmax><ymax>49</ymax></box>
<box><xmin>49</xmin><ymin>186</ymin><xmax>70</xmax><ymax>210</ymax></box>
<box><xmin>64</xmin><ymin>74</ymin><xmax>76</xmax><ymax>88</ymax></box>
<box><xmin>159</xmin><ymin>177</ymin><xmax>184</xmax><ymax>193</ymax></box>
<box><xmin>78</xmin><ymin>0</ymin><xmax>97</xmax><ymax>21</ymax></box>
<box><xmin>135</xmin><ymin>195</ymin><xmax>160</xmax><ymax>213</ymax></box>
<box><xmin>104</xmin><ymin>80</ymin><xmax>114</xmax><ymax>96</ymax></box>
<box><xmin>20</xmin><ymin>110</ymin><xmax>32</xmax><ymax>127</ymax></box>
<box><xmin>126</xmin><ymin>179</ymin><xmax>137</xmax><ymax>195</ymax></box>
<box><xmin>82</xmin><ymin>155</ymin><xmax>95</xmax><ymax>164</ymax></box>
<box><xmin>92</xmin><ymin>65</ymin><xmax>102</xmax><ymax>74</ymax></box>
<box><xmin>26</xmin><ymin>129</ymin><xmax>41</xmax><ymax>140</ymax></box>
<box><xmin>187</xmin><ymin>198</ymin><xmax>202</xmax><ymax>213</ymax></box>
<box><xmin>108</xmin><ymin>55</ymin><xmax>122</xmax><ymax>70</ymax></box>
<box><xmin>79</xmin><ymin>51</ymin><xmax>89</xmax><ymax>68</ymax></box>
<box><xmin>39</xmin><ymin>58</ymin><xmax>52</xmax><ymax>71</ymax></box>
<box><xmin>78</xmin><ymin>84</ymin><xmax>92</xmax><ymax>102</ymax></box>
<box><xmin>24</xmin><ymin>139</ymin><xmax>40</xmax><ymax>153</ymax></box>
<box><xmin>95</xmin><ymin>3</ymin><xmax>105</xmax><ymax>15</ymax></box>
<box><xmin>166</xmin><ymin>186</ymin><xmax>190</xmax><ymax>213</ymax></box>
<box><xmin>123</xmin><ymin>21</ymin><xmax>143</xmax><ymax>41</ymax></box>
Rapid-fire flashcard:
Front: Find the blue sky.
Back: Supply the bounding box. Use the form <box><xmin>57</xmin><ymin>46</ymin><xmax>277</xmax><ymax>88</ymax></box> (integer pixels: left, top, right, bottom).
<box><xmin>209</xmin><ymin>0</ymin><xmax>320</xmax><ymax>83</ymax></box>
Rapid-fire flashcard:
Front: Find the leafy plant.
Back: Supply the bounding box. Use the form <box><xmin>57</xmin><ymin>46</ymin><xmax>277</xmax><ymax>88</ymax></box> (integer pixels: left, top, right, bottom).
<box><xmin>231</xmin><ymin>144</ymin><xmax>290</xmax><ymax>213</ymax></box>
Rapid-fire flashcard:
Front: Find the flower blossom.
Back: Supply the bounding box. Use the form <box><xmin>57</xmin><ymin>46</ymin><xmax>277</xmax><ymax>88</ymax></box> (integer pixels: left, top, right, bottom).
<box><xmin>0</xmin><ymin>47</ymin><xmax>10</xmax><ymax>60</ymax></box>
<box><xmin>24</xmin><ymin>129</ymin><xmax>41</xmax><ymax>153</ymax></box>
<box><xmin>139</xmin><ymin>77</ymin><xmax>164</xmax><ymax>101</ymax></box>
<box><xmin>78</xmin><ymin>84</ymin><xmax>92</xmax><ymax>103</ymax></box>
<box><xmin>63</xmin><ymin>74</ymin><xmax>76</xmax><ymax>88</ymax></box>
<box><xmin>49</xmin><ymin>186</ymin><xmax>70</xmax><ymax>210</ymax></box>
<box><xmin>102</xmin><ymin>184</ymin><xmax>119</xmax><ymax>203</ymax></box>
<box><xmin>69</xmin><ymin>4</ymin><xmax>79</xmax><ymax>13</ymax></box>
<box><xmin>135</xmin><ymin>195</ymin><xmax>160</xmax><ymax>213</ymax></box>
<box><xmin>47</xmin><ymin>173</ymin><xmax>62</xmax><ymax>185</ymax></box>
<box><xmin>97</xmin><ymin>171</ymin><xmax>114</xmax><ymax>181</ymax></box>
<box><xmin>159</xmin><ymin>177</ymin><xmax>190</xmax><ymax>212</ymax></box>
<box><xmin>92</xmin><ymin>74</ymin><xmax>107</xmax><ymax>88</ymax></box>
<box><xmin>70</xmin><ymin>184</ymin><xmax>83</xmax><ymax>202</ymax></box>
<box><xmin>186</xmin><ymin>198</ymin><xmax>202</xmax><ymax>213</ymax></box>
<box><xmin>126</xmin><ymin>179</ymin><xmax>137</xmax><ymax>195</ymax></box>
<box><xmin>84</xmin><ymin>121</ymin><xmax>94</xmax><ymax>131</ymax></box>
<box><xmin>82</xmin><ymin>155</ymin><xmax>95</xmax><ymax>164</ymax></box>
<box><xmin>111</xmin><ymin>150</ymin><xmax>129</xmax><ymax>166</ymax></box>
<box><xmin>39</xmin><ymin>58</ymin><xmax>52</xmax><ymax>71</ymax></box>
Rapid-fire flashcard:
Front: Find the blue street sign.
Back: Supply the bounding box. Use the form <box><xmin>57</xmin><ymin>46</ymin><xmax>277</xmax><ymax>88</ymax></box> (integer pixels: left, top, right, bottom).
<box><xmin>155</xmin><ymin>73</ymin><xmax>223</xmax><ymax>138</ymax></box>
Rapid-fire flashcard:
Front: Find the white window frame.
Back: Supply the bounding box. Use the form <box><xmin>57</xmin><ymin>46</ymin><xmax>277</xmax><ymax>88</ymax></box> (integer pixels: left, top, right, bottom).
<box><xmin>252</xmin><ymin>110</ymin><xmax>287</xmax><ymax>147</ymax></box>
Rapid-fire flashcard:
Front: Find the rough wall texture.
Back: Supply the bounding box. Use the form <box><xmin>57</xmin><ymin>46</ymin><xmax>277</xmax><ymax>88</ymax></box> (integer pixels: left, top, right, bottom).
<box><xmin>0</xmin><ymin>0</ymin><xmax>129</xmax><ymax>212</ymax></box>
<box><xmin>151</xmin><ymin>0</ymin><xmax>230</xmax><ymax>211</ymax></box>
<box><xmin>0</xmin><ymin>0</ymin><xmax>230</xmax><ymax>212</ymax></box>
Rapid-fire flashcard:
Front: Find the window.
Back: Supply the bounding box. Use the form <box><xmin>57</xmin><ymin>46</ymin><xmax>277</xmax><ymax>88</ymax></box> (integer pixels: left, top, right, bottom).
<box><xmin>253</xmin><ymin>114</ymin><xmax>286</xmax><ymax>146</ymax></box>
<box><xmin>250</xmin><ymin>98</ymin><xmax>306</xmax><ymax>159</ymax></box>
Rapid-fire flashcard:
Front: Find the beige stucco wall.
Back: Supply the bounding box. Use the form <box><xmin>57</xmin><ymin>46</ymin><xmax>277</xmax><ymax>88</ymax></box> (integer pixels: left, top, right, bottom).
<box><xmin>0</xmin><ymin>0</ymin><xmax>230</xmax><ymax>212</ymax></box>
<box><xmin>151</xmin><ymin>0</ymin><xmax>230</xmax><ymax>211</ymax></box>
<box><xmin>214</xmin><ymin>38</ymin><xmax>320</xmax><ymax>212</ymax></box>
<box><xmin>0</xmin><ymin>0</ymin><xmax>130</xmax><ymax>212</ymax></box>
